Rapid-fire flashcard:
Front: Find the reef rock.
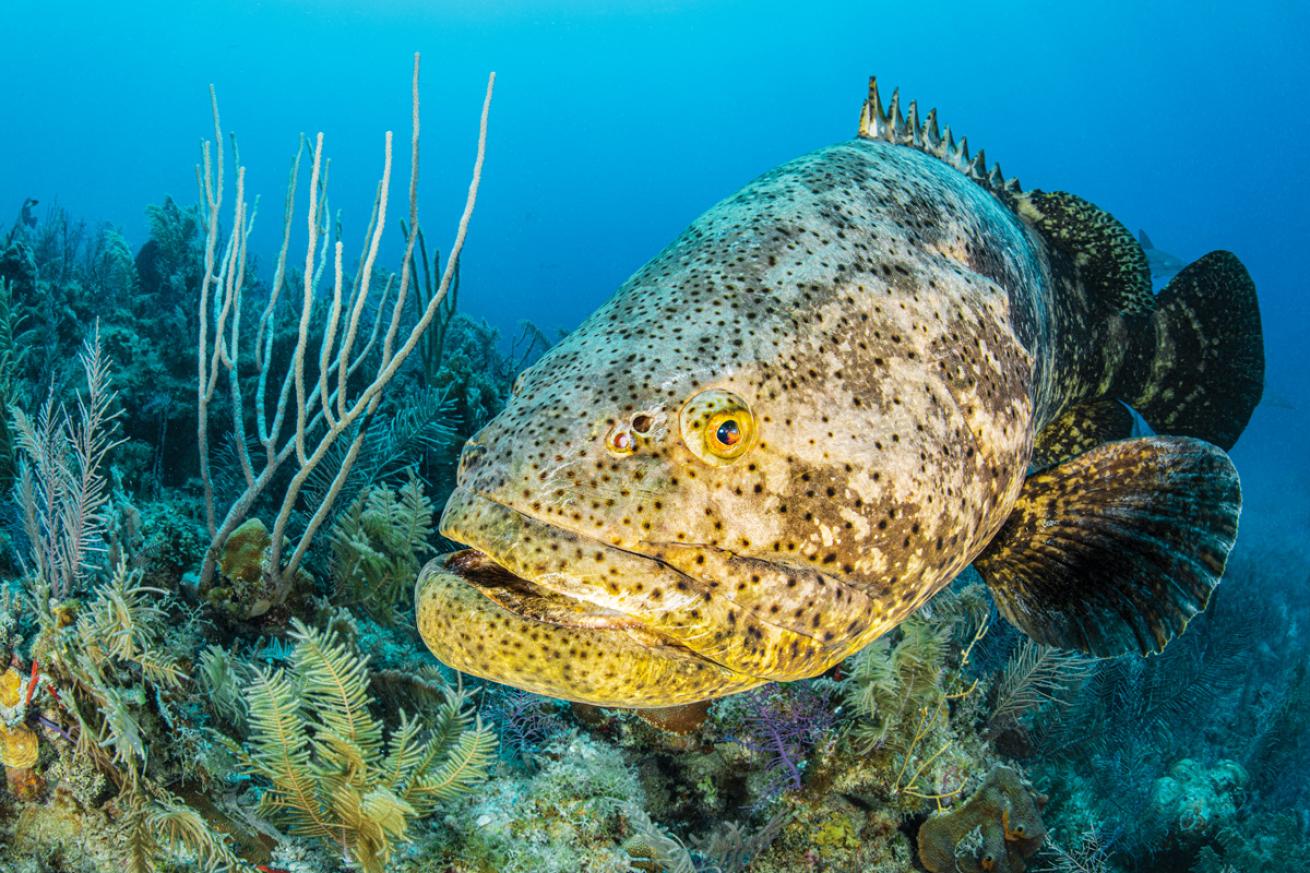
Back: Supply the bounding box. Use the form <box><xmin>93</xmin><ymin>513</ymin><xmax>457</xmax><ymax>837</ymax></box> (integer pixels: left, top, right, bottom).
<box><xmin>917</xmin><ymin>765</ymin><xmax>1047</xmax><ymax>873</ymax></box>
<box><xmin>1151</xmin><ymin>758</ymin><xmax>1246</xmax><ymax>840</ymax></box>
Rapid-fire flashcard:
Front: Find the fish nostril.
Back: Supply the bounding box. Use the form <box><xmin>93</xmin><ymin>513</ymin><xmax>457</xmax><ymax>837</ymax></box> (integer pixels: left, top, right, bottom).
<box><xmin>605</xmin><ymin>423</ymin><xmax>636</xmax><ymax>456</ymax></box>
<box><xmin>632</xmin><ymin>413</ymin><xmax>654</xmax><ymax>435</ymax></box>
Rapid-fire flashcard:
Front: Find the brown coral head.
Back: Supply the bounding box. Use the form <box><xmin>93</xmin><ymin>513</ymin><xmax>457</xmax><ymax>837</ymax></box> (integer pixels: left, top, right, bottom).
<box><xmin>219</xmin><ymin>518</ymin><xmax>272</xmax><ymax>587</ymax></box>
<box><xmin>5</xmin><ymin>761</ymin><xmax>44</xmax><ymax>800</ymax></box>
<box><xmin>916</xmin><ymin>765</ymin><xmax>1047</xmax><ymax>873</ymax></box>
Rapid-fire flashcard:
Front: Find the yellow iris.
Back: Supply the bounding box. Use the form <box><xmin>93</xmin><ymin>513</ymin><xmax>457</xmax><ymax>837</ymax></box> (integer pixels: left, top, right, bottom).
<box><xmin>680</xmin><ymin>390</ymin><xmax>756</xmax><ymax>465</ymax></box>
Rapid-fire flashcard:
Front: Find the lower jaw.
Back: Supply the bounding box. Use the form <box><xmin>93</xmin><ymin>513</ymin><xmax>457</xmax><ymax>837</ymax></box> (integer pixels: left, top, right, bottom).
<box><xmin>414</xmin><ymin>550</ymin><xmax>763</xmax><ymax>708</ymax></box>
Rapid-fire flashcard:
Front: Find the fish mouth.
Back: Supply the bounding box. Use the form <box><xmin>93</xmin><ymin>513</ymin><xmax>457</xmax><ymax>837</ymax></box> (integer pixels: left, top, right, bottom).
<box><xmin>443</xmin><ymin>548</ymin><xmax>654</xmax><ymax>636</ymax></box>
<box><xmin>415</xmin><ymin>488</ymin><xmax>764</xmax><ymax>707</ymax></box>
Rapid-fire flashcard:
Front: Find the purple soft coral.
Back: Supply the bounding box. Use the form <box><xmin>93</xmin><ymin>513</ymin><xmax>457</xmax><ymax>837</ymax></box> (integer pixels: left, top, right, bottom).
<box><xmin>732</xmin><ymin>683</ymin><xmax>835</xmax><ymax>804</ymax></box>
<box><xmin>493</xmin><ymin>689</ymin><xmax>568</xmax><ymax>766</ymax></box>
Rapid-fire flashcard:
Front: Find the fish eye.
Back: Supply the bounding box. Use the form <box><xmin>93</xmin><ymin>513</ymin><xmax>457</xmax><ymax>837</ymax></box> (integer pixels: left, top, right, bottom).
<box><xmin>679</xmin><ymin>390</ymin><xmax>755</xmax><ymax>465</ymax></box>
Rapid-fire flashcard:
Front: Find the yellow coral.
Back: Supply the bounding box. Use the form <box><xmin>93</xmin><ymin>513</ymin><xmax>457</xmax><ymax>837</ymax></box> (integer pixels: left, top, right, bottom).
<box><xmin>813</xmin><ymin>813</ymin><xmax>860</xmax><ymax>852</ymax></box>
<box><xmin>0</xmin><ymin>667</ymin><xmax>21</xmax><ymax>708</ymax></box>
<box><xmin>220</xmin><ymin>518</ymin><xmax>271</xmax><ymax>587</ymax></box>
<box><xmin>214</xmin><ymin>518</ymin><xmax>276</xmax><ymax>618</ymax></box>
<box><xmin>1</xmin><ymin>723</ymin><xmax>38</xmax><ymax>769</ymax></box>
<box><xmin>212</xmin><ymin>517</ymin><xmax>312</xmax><ymax>618</ymax></box>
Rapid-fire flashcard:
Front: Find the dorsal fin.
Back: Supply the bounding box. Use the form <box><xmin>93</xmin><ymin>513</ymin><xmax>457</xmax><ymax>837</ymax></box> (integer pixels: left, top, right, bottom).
<box><xmin>857</xmin><ymin>76</ymin><xmax>1152</xmax><ymax>314</ymax></box>
<box><xmin>857</xmin><ymin>76</ymin><xmax>1023</xmax><ymax>197</ymax></box>
<box><xmin>1013</xmin><ymin>190</ymin><xmax>1154</xmax><ymax>315</ymax></box>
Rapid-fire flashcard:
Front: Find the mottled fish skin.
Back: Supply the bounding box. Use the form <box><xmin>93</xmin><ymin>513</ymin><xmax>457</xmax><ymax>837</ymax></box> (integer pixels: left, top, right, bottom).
<box><xmin>419</xmin><ymin>137</ymin><xmax>1103</xmax><ymax>706</ymax></box>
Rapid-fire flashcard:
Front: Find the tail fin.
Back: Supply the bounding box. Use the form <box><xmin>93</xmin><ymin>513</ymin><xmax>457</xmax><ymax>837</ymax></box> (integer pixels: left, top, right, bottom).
<box><xmin>1120</xmin><ymin>251</ymin><xmax>1264</xmax><ymax>450</ymax></box>
<box><xmin>1138</xmin><ymin>228</ymin><xmax>1155</xmax><ymax>249</ymax></box>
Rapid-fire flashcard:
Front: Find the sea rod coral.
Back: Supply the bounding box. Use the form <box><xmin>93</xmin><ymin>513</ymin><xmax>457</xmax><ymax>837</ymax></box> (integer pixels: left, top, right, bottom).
<box><xmin>193</xmin><ymin>54</ymin><xmax>494</xmax><ymax>608</ymax></box>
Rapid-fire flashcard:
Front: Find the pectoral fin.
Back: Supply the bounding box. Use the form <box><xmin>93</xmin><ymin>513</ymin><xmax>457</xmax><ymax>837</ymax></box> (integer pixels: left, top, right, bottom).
<box><xmin>974</xmin><ymin>436</ymin><xmax>1239</xmax><ymax>656</ymax></box>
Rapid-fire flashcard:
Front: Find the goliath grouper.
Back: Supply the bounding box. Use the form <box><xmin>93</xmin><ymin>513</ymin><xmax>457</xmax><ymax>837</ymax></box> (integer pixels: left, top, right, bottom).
<box><xmin>416</xmin><ymin>79</ymin><xmax>1264</xmax><ymax>708</ymax></box>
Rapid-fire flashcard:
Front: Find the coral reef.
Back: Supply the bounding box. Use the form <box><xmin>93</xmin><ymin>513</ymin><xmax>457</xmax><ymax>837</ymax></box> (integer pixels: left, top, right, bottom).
<box><xmin>721</xmin><ymin>682</ymin><xmax>836</xmax><ymax>806</ymax></box>
<box><xmin>830</xmin><ymin>584</ymin><xmax>994</xmax><ymax>813</ymax></box>
<box><xmin>329</xmin><ymin>471</ymin><xmax>435</xmax><ymax>622</ymax></box>
<box><xmin>436</xmin><ymin>731</ymin><xmax>645</xmax><ymax>872</ymax></box>
<box><xmin>0</xmin><ymin>291</ymin><xmax>1300</xmax><ymax>873</ymax></box>
<box><xmin>1149</xmin><ymin>759</ymin><xmax>1246</xmax><ymax>843</ymax></box>
<box><xmin>209</xmin><ymin>518</ymin><xmax>281</xmax><ymax>620</ymax></box>
<box><xmin>1190</xmin><ymin>812</ymin><xmax>1310</xmax><ymax>872</ymax></box>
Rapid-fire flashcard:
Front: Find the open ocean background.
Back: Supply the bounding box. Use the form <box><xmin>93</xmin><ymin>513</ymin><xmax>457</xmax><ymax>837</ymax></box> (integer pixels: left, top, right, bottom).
<box><xmin>4</xmin><ymin>1</ymin><xmax>1305</xmax><ymax>546</ymax></box>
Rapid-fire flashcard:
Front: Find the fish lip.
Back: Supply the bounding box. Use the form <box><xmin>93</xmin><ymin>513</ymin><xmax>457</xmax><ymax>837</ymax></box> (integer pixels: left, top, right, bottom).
<box><xmin>437</xmin><ymin>548</ymin><xmax>715</xmax><ymax>660</ymax></box>
<box><xmin>444</xmin><ymin>547</ymin><xmax>649</xmax><ymax>634</ymax></box>
<box><xmin>438</xmin><ymin>487</ymin><xmax>732</xmax><ymax>661</ymax></box>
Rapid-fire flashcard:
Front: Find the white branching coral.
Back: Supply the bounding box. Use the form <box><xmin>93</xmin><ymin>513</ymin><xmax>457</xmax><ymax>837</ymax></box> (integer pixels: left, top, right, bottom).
<box><xmin>194</xmin><ymin>52</ymin><xmax>494</xmax><ymax>606</ymax></box>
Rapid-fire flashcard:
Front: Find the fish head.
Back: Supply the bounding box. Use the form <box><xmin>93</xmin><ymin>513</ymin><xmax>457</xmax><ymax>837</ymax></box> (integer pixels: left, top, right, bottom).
<box><xmin>419</xmin><ymin>145</ymin><xmax>1000</xmax><ymax>707</ymax></box>
<box><xmin>419</xmin><ymin>288</ymin><xmax>938</xmax><ymax>707</ymax></box>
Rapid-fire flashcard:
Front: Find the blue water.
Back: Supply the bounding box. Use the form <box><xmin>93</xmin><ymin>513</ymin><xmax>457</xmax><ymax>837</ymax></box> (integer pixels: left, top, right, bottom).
<box><xmin>7</xmin><ymin>2</ymin><xmax>1306</xmax><ymax>529</ymax></box>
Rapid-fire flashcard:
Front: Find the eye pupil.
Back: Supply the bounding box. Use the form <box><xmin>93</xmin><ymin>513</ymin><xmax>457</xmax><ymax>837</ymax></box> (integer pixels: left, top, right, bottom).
<box><xmin>716</xmin><ymin>420</ymin><xmax>741</xmax><ymax>447</ymax></box>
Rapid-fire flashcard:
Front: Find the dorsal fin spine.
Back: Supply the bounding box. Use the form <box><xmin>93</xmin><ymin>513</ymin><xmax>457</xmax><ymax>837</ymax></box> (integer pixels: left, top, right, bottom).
<box><xmin>858</xmin><ymin>75</ymin><xmax>1023</xmax><ymax>201</ymax></box>
<box><xmin>924</xmin><ymin>108</ymin><xmax>941</xmax><ymax>149</ymax></box>
<box><xmin>857</xmin><ymin>76</ymin><xmax>879</xmax><ymax>139</ymax></box>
